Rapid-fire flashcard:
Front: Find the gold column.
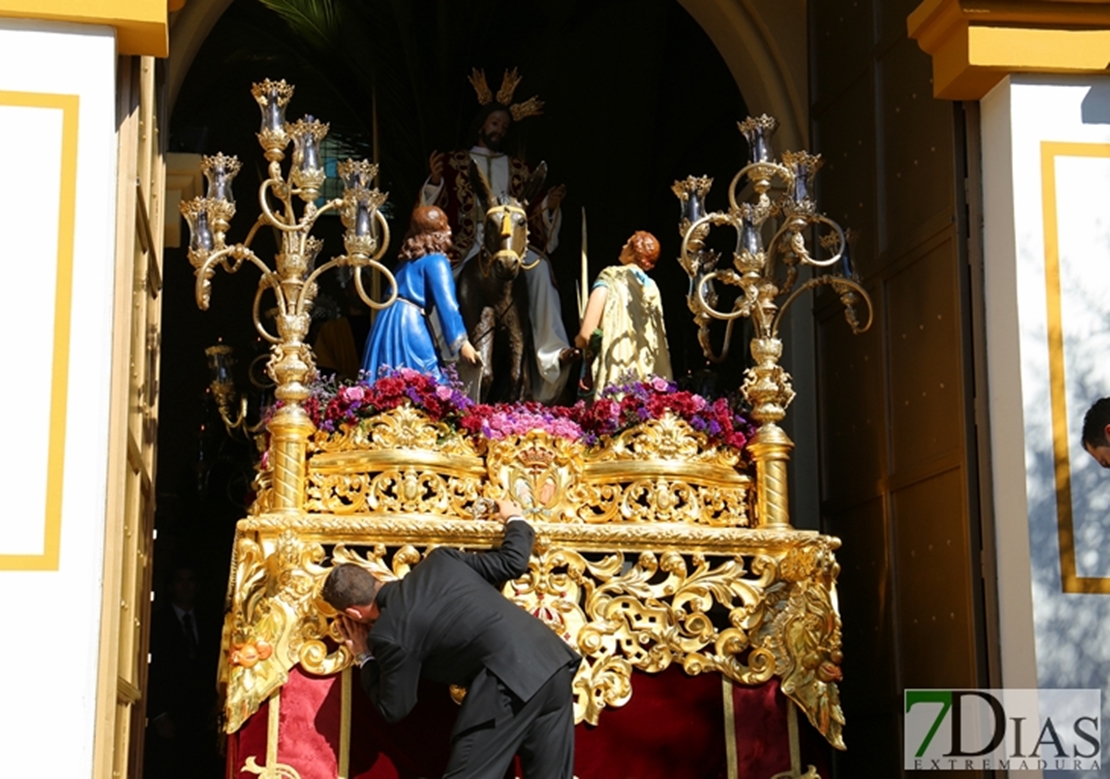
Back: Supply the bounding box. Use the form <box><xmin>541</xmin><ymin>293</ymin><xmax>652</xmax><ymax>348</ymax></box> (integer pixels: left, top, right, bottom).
<box><xmin>742</xmin><ymin>335</ymin><xmax>797</xmax><ymax>529</ymax></box>
<box><xmin>748</xmin><ymin>424</ymin><xmax>792</xmax><ymax>529</ymax></box>
<box><xmin>268</xmin><ymin>405</ymin><xmax>315</xmax><ymax>513</ymax></box>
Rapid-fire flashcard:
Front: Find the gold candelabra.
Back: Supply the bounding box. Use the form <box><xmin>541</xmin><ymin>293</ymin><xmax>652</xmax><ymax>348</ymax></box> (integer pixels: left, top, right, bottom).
<box><xmin>181</xmin><ymin>78</ymin><xmax>398</xmax><ymax>514</ymax></box>
<box><xmin>674</xmin><ymin>114</ymin><xmax>873</xmax><ymax>531</ymax></box>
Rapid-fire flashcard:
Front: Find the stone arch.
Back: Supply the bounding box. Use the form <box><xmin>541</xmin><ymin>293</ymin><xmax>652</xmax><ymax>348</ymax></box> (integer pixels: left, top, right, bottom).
<box><xmin>677</xmin><ymin>0</ymin><xmax>807</xmax><ymax>151</ymax></box>
<box><xmin>168</xmin><ymin>0</ymin><xmax>235</xmax><ymax>112</ymax></box>
<box><xmin>170</xmin><ymin>0</ymin><xmax>807</xmax><ymax>151</ymax></box>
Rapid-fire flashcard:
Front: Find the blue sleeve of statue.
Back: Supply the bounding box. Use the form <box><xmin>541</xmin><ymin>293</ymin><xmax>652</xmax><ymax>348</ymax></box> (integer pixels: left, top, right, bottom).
<box><xmin>425</xmin><ymin>254</ymin><xmax>468</xmax><ymax>354</ymax></box>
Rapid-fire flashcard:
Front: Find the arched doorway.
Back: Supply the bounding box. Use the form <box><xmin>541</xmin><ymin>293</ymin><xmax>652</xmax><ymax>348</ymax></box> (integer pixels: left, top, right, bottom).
<box><xmin>146</xmin><ymin>1</ymin><xmax>811</xmax><ymax>776</ymax></box>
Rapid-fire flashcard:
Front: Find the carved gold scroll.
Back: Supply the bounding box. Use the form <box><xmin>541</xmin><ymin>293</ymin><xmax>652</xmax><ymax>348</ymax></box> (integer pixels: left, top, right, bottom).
<box><xmin>221</xmin><ymin>407</ymin><xmax>845</xmax><ymax>750</ymax></box>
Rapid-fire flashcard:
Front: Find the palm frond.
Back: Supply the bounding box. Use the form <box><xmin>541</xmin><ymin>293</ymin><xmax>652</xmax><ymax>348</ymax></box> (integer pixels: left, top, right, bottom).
<box><xmin>256</xmin><ymin>0</ymin><xmax>343</xmax><ymax>52</ymax></box>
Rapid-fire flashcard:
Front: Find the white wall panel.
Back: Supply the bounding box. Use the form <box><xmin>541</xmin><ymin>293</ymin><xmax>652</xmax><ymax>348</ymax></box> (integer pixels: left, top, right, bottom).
<box><xmin>0</xmin><ymin>18</ymin><xmax>117</xmax><ymax>779</ymax></box>
<box><xmin>983</xmin><ymin>74</ymin><xmax>1110</xmax><ymax>776</ymax></box>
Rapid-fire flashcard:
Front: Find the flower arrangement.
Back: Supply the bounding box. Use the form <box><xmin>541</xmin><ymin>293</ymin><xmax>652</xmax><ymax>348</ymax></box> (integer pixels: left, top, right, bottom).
<box><xmin>300</xmin><ymin>370</ymin><xmax>751</xmax><ymax>453</ymax></box>
<box><xmin>458</xmin><ymin>401</ymin><xmax>584</xmax><ymax>441</ymax></box>
<box><xmin>573</xmin><ymin>376</ymin><xmax>752</xmax><ymax>450</ymax></box>
<box><xmin>303</xmin><ymin>368</ymin><xmax>473</xmax><ymax>434</ymax></box>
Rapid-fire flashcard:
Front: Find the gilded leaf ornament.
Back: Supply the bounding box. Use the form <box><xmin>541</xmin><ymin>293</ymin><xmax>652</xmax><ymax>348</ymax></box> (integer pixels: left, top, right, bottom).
<box><xmin>222</xmin><ymin>407</ymin><xmax>846</xmax><ymax>749</ymax></box>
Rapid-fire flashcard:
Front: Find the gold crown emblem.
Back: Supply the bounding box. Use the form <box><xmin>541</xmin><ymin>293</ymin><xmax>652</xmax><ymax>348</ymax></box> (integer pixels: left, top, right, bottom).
<box><xmin>468</xmin><ymin>67</ymin><xmax>544</xmax><ymax>122</ymax></box>
<box><xmin>518</xmin><ymin>445</ymin><xmax>556</xmax><ymax>469</ymax></box>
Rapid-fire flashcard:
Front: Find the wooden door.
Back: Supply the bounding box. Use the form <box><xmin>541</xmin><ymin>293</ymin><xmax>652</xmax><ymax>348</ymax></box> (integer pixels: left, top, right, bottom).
<box><xmin>92</xmin><ymin>54</ymin><xmax>165</xmax><ymax>779</ymax></box>
<box><xmin>809</xmin><ymin>1</ymin><xmax>993</xmax><ymax>775</ymax></box>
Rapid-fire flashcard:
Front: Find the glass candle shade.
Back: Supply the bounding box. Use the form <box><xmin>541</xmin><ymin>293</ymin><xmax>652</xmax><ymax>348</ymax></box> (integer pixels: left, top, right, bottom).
<box><xmin>338</xmin><ymin>158</ymin><xmax>377</xmax><ymax>192</ymax></box>
<box><xmin>736</xmin><ymin>203</ymin><xmax>762</xmax><ymax>256</ymax></box>
<box><xmin>738</xmin><ymin>115</ymin><xmax>778</xmax><ymax>165</ymax></box>
<box><xmin>353</xmin><ymin>194</ymin><xmax>374</xmax><ymax>238</ymax></box>
<box><xmin>253</xmin><ymin>79</ymin><xmax>292</xmax><ymax>135</ymax></box>
<box><xmin>185</xmin><ymin>201</ymin><xmax>214</xmax><ymax>253</ymax></box>
<box><xmin>290</xmin><ymin>116</ymin><xmax>326</xmax><ymax>176</ymax></box>
<box><xmin>202</xmin><ymin>153</ymin><xmax>241</xmax><ymax>205</ymax></box>
<box><xmin>683</xmin><ymin>187</ymin><xmax>706</xmax><ymax>224</ymax></box>
<box><xmin>205</xmin><ymin>344</ymin><xmax>235</xmax><ymax>386</ymax></box>
<box><xmin>783</xmin><ymin>152</ymin><xmax>822</xmax><ymax>204</ymax></box>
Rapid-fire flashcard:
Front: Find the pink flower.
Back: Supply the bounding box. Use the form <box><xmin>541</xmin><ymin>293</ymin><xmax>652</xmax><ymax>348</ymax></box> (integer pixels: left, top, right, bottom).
<box><xmin>343</xmin><ymin>385</ymin><xmax>365</xmax><ymax>402</ymax></box>
<box><xmin>435</xmin><ymin>385</ymin><xmax>453</xmax><ymax>400</ymax></box>
<box><xmin>650</xmin><ymin>376</ymin><xmax>670</xmax><ymax>392</ymax></box>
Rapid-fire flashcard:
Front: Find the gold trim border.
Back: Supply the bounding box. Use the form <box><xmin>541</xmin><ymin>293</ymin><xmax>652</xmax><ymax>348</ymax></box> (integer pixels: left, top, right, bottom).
<box><xmin>0</xmin><ymin>0</ymin><xmax>168</xmax><ymax>57</ymax></box>
<box><xmin>722</xmin><ymin>676</ymin><xmax>738</xmax><ymax>779</ymax></box>
<box><xmin>0</xmin><ymin>91</ymin><xmax>78</xmax><ymax>571</ymax></box>
<box><xmin>339</xmin><ymin>668</ymin><xmax>351</xmax><ymax>779</ymax></box>
<box><xmin>1040</xmin><ymin>140</ymin><xmax>1110</xmax><ymax>594</ymax></box>
<box><xmin>909</xmin><ymin>0</ymin><xmax>1110</xmax><ymax>100</ymax></box>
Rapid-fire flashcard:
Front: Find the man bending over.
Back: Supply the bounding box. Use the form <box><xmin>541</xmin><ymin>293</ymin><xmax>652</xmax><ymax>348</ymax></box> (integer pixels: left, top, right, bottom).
<box><xmin>321</xmin><ymin>500</ymin><xmax>580</xmax><ymax>778</ymax></box>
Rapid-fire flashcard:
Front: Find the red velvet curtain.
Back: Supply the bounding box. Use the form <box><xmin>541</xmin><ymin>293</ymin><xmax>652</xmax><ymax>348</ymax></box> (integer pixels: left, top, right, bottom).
<box><xmin>228</xmin><ymin>666</ymin><xmax>827</xmax><ymax>778</ymax></box>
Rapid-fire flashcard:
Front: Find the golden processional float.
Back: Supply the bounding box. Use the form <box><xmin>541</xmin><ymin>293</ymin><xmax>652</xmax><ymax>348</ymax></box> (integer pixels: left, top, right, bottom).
<box><xmin>181</xmin><ymin>80</ymin><xmax>871</xmax><ymax>779</ymax></box>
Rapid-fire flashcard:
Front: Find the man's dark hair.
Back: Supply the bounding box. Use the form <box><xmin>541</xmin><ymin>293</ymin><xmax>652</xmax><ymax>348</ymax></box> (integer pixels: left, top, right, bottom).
<box><xmin>1082</xmin><ymin>397</ymin><xmax>1110</xmax><ymax>448</ymax></box>
<box><xmin>467</xmin><ymin>103</ymin><xmax>512</xmax><ymax>147</ymax></box>
<box><xmin>321</xmin><ymin>563</ymin><xmax>380</xmax><ymax>610</ymax></box>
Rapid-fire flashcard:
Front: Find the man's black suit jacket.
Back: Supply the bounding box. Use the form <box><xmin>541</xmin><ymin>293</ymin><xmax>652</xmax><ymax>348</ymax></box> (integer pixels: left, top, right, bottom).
<box><xmin>359</xmin><ymin>521</ymin><xmax>580</xmax><ymax>737</ymax></box>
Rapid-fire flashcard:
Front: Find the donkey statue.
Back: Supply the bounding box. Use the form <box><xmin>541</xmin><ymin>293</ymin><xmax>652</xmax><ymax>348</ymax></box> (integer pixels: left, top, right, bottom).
<box><xmin>455</xmin><ymin>159</ymin><xmax>547</xmax><ymax>402</ymax></box>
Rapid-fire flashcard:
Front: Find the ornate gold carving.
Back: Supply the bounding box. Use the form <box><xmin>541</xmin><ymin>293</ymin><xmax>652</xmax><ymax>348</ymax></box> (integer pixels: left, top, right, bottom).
<box><xmin>222</xmin><ymin>530</ymin><xmax>331</xmax><ymax>733</ymax></box>
<box><xmin>485</xmin><ymin>431</ymin><xmax>583</xmax><ymax>522</ymax></box>
<box><xmin>766</xmin><ymin>542</ymin><xmax>846</xmax><ymax>749</ymax></box>
<box><xmin>308</xmin><ymin>405</ymin><xmax>479</xmax><ymax>458</ymax></box>
<box><xmin>506</xmin><ymin>546</ymin><xmax>779</xmax><ymax>724</ymax></box>
<box><xmin>198</xmin><ymin>84</ymin><xmax>847</xmax><ymax>762</ymax></box>
<box><xmin>580</xmin><ymin>415</ymin><xmax>751</xmax><ymax>527</ymax></box>
<box><xmin>587</xmin><ymin>413</ymin><xmax>741</xmax><ymax>468</ymax></box>
<box><xmin>298</xmin><ymin>409</ymin><xmax>753</xmax><ymax>529</ymax></box>
<box><xmin>304</xmin><ymin>406</ymin><xmax>485</xmax><ymax>516</ymax></box>
<box><xmin>221</xmin><ymin>512</ymin><xmax>845</xmax><ymax>749</ymax></box>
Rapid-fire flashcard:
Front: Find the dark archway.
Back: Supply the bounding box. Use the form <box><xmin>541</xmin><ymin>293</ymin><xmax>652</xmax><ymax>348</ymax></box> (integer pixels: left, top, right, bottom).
<box><xmin>158</xmin><ymin>0</ymin><xmax>748</xmax><ymax>538</ymax></box>
<box><xmin>151</xmin><ymin>4</ymin><xmax>747</xmax><ymax>773</ymax></box>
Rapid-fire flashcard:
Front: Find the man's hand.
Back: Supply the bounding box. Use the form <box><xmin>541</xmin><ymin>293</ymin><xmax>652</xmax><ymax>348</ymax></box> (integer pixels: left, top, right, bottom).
<box><xmin>429</xmin><ymin>150</ymin><xmax>445</xmax><ymax>186</ymax></box>
<box><xmin>460</xmin><ymin>340</ymin><xmax>480</xmax><ymax>365</ymax></box>
<box><xmin>494</xmin><ymin>499</ymin><xmax>524</xmax><ymax>524</ymax></box>
<box><xmin>336</xmin><ymin>614</ymin><xmax>371</xmax><ymax>657</ymax></box>
<box><xmin>545</xmin><ymin>183</ymin><xmax>566</xmax><ymax>212</ymax></box>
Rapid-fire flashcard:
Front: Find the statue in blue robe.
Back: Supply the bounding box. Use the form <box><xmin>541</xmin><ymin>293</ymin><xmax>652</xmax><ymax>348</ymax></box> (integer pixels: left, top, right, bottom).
<box><xmin>361</xmin><ymin>206</ymin><xmax>478</xmax><ymax>380</ymax></box>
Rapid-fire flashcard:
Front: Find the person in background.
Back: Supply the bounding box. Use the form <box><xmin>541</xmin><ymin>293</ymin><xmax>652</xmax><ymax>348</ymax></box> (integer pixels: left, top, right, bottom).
<box><xmin>1082</xmin><ymin>397</ymin><xmax>1110</xmax><ymax>468</ymax></box>
<box><xmin>144</xmin><ymin>563</ymin><xmax>222</xmax><ymax>778</ymax></box>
